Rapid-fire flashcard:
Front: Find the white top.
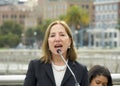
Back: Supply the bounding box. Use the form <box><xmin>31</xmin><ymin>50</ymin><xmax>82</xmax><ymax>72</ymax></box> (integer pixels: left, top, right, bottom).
<box><xmin>52</xmin><ymin>62</ymin><xmax>67</xmax><ymax>86</ymax></box>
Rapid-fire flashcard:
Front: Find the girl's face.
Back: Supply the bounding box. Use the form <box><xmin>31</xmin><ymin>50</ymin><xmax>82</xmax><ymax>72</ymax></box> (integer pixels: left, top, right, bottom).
<box><xmin>90</xmin><ymin>75</ymin><xmax>108</xmax><ymax>86</ymax></box>
<box><xmin>48</xmin><ymin>24</ymin><xmax>71</xmax><ymax>56</ymax></box>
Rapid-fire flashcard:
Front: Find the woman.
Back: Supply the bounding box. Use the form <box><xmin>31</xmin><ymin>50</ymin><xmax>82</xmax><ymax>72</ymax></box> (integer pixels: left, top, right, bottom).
<box><xmin>88</xmin><ymin>65</ymin><xmax>113</xmax><ymax>86</ymax></box>
<box><xmin>24</xmin><ymin>20</ymin><xmax>89</xmax><ymax>86</ymax></box>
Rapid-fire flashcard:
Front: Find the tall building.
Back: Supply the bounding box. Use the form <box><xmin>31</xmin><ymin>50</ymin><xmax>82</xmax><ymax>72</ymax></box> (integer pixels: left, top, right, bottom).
<box><xmin>66</xmin><ymin>0</ymin><xmax>95</xmax><ymax>27</ymax></box>
<box><xmin>0</xmin><ymin>0</ymin><xmax>26</xmax><ymax>5</ymax></box>
<box><xmin>0</xmin><ymin>4</ymin><xmax>32</xmax><ymax>29</ymax></box>
<box><xmin>36</xmin><ymin>0</ymin><xmax>67</xmax><ymax>20</ymax></box>
<box><xmin>35</xmin><ymin>0</ymin><xmax>94</xmax><ymax>24</ymax></box>
<box><xmin>94</xmin><ymin>0</ymin><xmax>120</xmax><ymax>28</ymax></box>
<box><xmin>0</xmin><ymin>0</ymin><xmax>94</xmax><ymax>29</ymax></box>
<box><xmin>88</xmin><ymin>0</ymin><xmax>120</xmax><ymax>48</ymax></box>
<box><xmin>25</xmin><ymin>0</ymin><xmax>38</xmax><ymax>8</ymax></box>
<box><xmin>0</xmin><ymin>0</ymin><xmax>95</xmax><ymax>48</ymax></box>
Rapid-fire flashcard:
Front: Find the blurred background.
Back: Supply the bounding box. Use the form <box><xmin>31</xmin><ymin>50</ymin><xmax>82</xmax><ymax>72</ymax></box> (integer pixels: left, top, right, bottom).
<box><xmin>0</xmin><ymin>0</ymin><xmax>120</xmax><ymax>86</ymax></box>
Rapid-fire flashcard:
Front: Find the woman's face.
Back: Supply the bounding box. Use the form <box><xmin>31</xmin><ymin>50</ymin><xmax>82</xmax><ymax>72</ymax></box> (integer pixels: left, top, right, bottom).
<box><xmin>48</xmin><ymin>24</ymin><xmax>71</xmax><ymax>56</ymax></box>
<box><xmin>90</xmin><ymin>75</ymin><xmax>108</xmax><ymax>86</ymax></box>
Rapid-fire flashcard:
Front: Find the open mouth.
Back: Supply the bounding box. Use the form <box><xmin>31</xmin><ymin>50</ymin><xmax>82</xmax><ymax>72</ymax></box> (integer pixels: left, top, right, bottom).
<box><xmin>54</xmin><ymin>44</ymin><xmax>63</xmax><ymax>49</ymax></box>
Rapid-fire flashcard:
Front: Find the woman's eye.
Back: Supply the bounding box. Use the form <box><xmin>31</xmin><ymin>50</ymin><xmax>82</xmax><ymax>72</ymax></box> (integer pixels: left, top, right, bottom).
<box><xmin>96</xmin><ymin>82</ymin><xmax>100</xmax><ymax>84</ymax></box>
<box><xmin>49</xmin><ymin>34</ymin><xmax>55</xmax><ymax>37</ymax></box>
<box><xmin>60</xmin><ymin>34</ymin><xmax>65</xmax><ymax>36</ymax></box>
<box><xmin>96</xmin><ymin>81</ymin><xmax>100</xmax><ymax>84</ymax></box>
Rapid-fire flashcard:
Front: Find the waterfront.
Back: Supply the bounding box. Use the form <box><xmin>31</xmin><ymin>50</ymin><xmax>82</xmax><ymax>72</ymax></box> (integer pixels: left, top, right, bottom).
<box><xmin>0</xmin><ymin>49</ymin><xmax>120</xmax><ymax>86</ymax></box>
<box><xmin>0</xmin><ymin>48</ymin><xmax>120</xmax><ymax>74</ymax></box>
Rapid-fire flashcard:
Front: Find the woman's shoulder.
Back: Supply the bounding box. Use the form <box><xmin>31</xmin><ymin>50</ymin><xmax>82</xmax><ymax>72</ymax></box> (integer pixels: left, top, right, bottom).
<box><xmin>75</xmin><ymin>61</ymin><xmax>86</xmax><ymax>67</ymax></box>
<box><xmin>30</xmin><ymin>58</ymin><xmax>41</xmax><ymax>63</ymax></box>
<box><xmin>28</xmin><ymin>58</ymin><xmax>47</xmax><ymax>70</ymax></box>
<box><xmin>69</xmin><ymin>60</ymin><xmax>87</xmax><ymax>70</ymax></box>
<box><xmin>28</xmin><ymin>58</ymin><xmax>45</xmax><ymax>66</ymax></box>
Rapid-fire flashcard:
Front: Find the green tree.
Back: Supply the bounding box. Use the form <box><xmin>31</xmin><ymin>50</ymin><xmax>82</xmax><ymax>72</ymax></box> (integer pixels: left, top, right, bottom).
<box><xmin>65</xmin><ymin>5</ymin><xmax>89</xmax><ymax>29</ymax></box>
<box><xmin>24</xmin><ymin>19</ymin><xmax>53</xmax><ymax>47</ymax></box>
<box><xmin>36</xmin><ymin>19</ymin><xmax>53</xmax><ymax>41</ymax></box>
<box><xmin>0</xmin><ymin>33</ymin><xmax>20</xmax><ymax>48</ymax></box>
<box><xmin>25</xmin><ymin>28</ymin><xmax>35</xmax><ymax>45</ymax></box>
<box><xmin>5</xmin><ymin>33</ymin><xmax>19</xmax><ymax>47</ymax></box>
<box><xmin>64</xmin><ymin>5</ymin><xmax>90</xmax><ymax>48</ymax></box>
<box><xmin>0</xmin><ymin>21</ymin><xmax>23</xmax><ymax>37</ymax></box>
<box><xmin>58</xmin><ymin>15</ymin><xmax>66</xmax><ymax>20</ymax></box>
<box><xmin>0</xmin><ymin>20</ymin><xmax>23</xmax><ymax>48</ymax></box>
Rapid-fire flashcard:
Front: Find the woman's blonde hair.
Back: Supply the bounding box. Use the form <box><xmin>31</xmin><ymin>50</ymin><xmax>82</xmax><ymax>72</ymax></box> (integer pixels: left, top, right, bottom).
<box><xmin>41</xmin><ymin>20</ymin><xmax>77</xmax><ymax>63</ymax></box>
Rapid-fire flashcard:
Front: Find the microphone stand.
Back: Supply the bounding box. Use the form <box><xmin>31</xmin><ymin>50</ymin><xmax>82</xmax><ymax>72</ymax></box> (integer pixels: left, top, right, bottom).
<box><xmin>57</xmin><ymin>49</ymin><xmax>80</xmax><ymax>86</ymax></box>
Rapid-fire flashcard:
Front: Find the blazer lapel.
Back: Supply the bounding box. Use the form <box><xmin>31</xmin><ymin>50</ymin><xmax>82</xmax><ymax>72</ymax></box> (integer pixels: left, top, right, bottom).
<box><xmin>43</xmin><ymin>63</ymin><xmax>56</xmax><ymax>85</ymax></box>
<box><xmin>61</xmin><ymin>60</ymin><xmax>75</xmax><ymax>85</ymax></box>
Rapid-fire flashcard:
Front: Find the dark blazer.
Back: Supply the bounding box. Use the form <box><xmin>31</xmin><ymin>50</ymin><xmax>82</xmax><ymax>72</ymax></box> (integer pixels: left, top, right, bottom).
<box><xmin>24</xmin><ymin>59</ymin><xmax>89</xmax><ymax>86</ymax></box>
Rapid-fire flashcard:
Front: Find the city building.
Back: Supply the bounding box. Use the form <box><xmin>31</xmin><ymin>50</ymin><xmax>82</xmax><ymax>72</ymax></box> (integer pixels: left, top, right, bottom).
<box><xmin>1</xmin><ymin>0</ymin><xmax>120</xmax><ymax>48</ymax></box>
<box><xmin>0</xmin><ymin>2</ymin><xmax>37</xmax><ymax>30</ymax></box>
<box><xmin>36</xmin><ymin>0</ymin><xmax>94</xmax><ymax>24</ymax></box>
<box><xmin>0</xmin><ymin>0</ymin><xmax>94</xmax><ymax>30</ymax></box>
<box><xmin>94</xmin><ymin>0</ymin><xmax>120</xmax><ymax>28</ymax></box>
<box><xmin>0</xmin><ymin>0</ymin><xmax>27</xmax><ymax>5</ymax></box>
<box><xmin>87</xmin><ymin>28</ymin><xmax>120</xmax><ymax>48</ymax></box>
<box><xmin>88</xmin><ymin>0</ymin><xmax>120</xmax><ymax>48</ymax></box>
<box><xmin>66</xmin><ymin>0</ymin><xmax>95</xmax><ymax>27</ymax></box>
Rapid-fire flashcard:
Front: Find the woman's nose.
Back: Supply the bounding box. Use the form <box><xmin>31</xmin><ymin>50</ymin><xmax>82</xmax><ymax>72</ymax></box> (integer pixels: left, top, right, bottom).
<box><xmin>55</xmin><ymin>35</ymin><xmax>61</xmax><ymax>41</ymax></box>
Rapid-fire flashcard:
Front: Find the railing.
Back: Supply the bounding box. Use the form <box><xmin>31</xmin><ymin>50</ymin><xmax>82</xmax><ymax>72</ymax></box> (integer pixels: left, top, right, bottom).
<box><xmin>0</xmin><ymin>75</ymin><xmax>25</xmax><ymax>85</ymax></box>
<box><xmin>0</xmin><ymin>74</ymin><xmax>120</xmax><ymax>86</ymax></box>
<box><xmin>0</xmin><ymin>49</ymin><xmax>120</xmax><ymax>74</ymax></box>
<box><xmin>112</xmin><ymin>74</ymin><xmax>120</xmax><ymax>85</ymax></box>
<box><xmin>0</xmin><ymin>49</ymin><xmax>120</xmax><ymax>86</ymax></box>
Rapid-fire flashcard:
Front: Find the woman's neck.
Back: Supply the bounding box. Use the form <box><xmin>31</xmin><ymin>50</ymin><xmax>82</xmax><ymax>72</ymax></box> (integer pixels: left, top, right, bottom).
<box><xmin>51</xmin><ymin>54</ymin><xmax>67</xmax><ymax>66</ymax></box>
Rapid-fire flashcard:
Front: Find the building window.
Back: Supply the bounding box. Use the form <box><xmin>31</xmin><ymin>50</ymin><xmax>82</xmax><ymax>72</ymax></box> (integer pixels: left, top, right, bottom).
<box><xmin>85</xmin><ymin>5</ymin><xmax>89</xmax><ymax>9</ymax></box>
<box><xmin>114</xmin><ymin>32</ymin><xmax>117</xmax><ymax>38</ymax></box>
<box><xmin>96</xmin><ymin>6</ymin><xmax>99</xmax><ymax>12</ymax></box>
<box><xmin>19</xmin><ymin>15</ymin><xmax>25</xmax><ymax>19</ymax></box>
<box><xmin>2</xmin><ymin>14</ymin><xmax>8</xmax><ymax>19</ymax></box>
<box><xmin>112</xmin><ymin>4</ymin><xmax>118</xmax><ymax>11</ymax></box>
<box><xmin>96</xmin><ymin>42</ymin><xmax>99</xmax><ymax>47</ymax></box>
<box><xmin>114</xmin><ymin>41</ymin><xmax>117</xmax><ymax>47</ymax></box>
<box><xmin>104</xmin><ymin>5</ymin><xmax>108</xmax><ymax>11</ymax></box>
<box><xmin>99</xmin><ymin>5</ymin><xmax>102</xmax><ymax>11</ymax></box>
<box><xmin>105</xmin><ymin>41</ymin><xmax>108</xmax><ymax>46</ymax></box>
<box><xmin>11</xmin><ymin>14</ymin><xmax>17</xmax><ymax>19</ymax></box>
<box><xmin>105</xmin><ymin>32</ymin><xmax>107</xmax><ymax>39</ymax></box>
<box><xmin>109</xmin><ymin>32</ymin><xmax>112</xmax><ymax>37</ymax></box>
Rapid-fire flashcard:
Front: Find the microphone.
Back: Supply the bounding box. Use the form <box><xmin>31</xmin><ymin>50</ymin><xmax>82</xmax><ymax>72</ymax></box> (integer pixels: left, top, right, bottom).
<box><xmin>57</xmin><ymin>49</ymin><xmax>80</xmax><ymax>86</ymax></box>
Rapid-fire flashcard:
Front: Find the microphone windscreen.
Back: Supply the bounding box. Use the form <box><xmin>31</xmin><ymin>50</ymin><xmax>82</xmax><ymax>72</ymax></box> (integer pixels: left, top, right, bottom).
<box><xmin>57</xmin><ymin>49</ymin><xmax>61</xmax><ymax>54</ymax></box>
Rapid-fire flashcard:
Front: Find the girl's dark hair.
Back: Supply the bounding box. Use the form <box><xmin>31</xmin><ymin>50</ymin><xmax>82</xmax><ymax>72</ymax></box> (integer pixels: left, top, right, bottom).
<box><xmin>88</xmin><ymin>65</ymin><xmax>113</xmax><ymax>86</ymax></box>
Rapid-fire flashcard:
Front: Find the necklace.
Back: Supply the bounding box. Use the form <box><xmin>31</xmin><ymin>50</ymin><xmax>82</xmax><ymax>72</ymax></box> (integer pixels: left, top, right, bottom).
<box><xmin>52</xmin><ymin>63</ymin><xmax>67</xmax><ymax>72</ymax></box>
